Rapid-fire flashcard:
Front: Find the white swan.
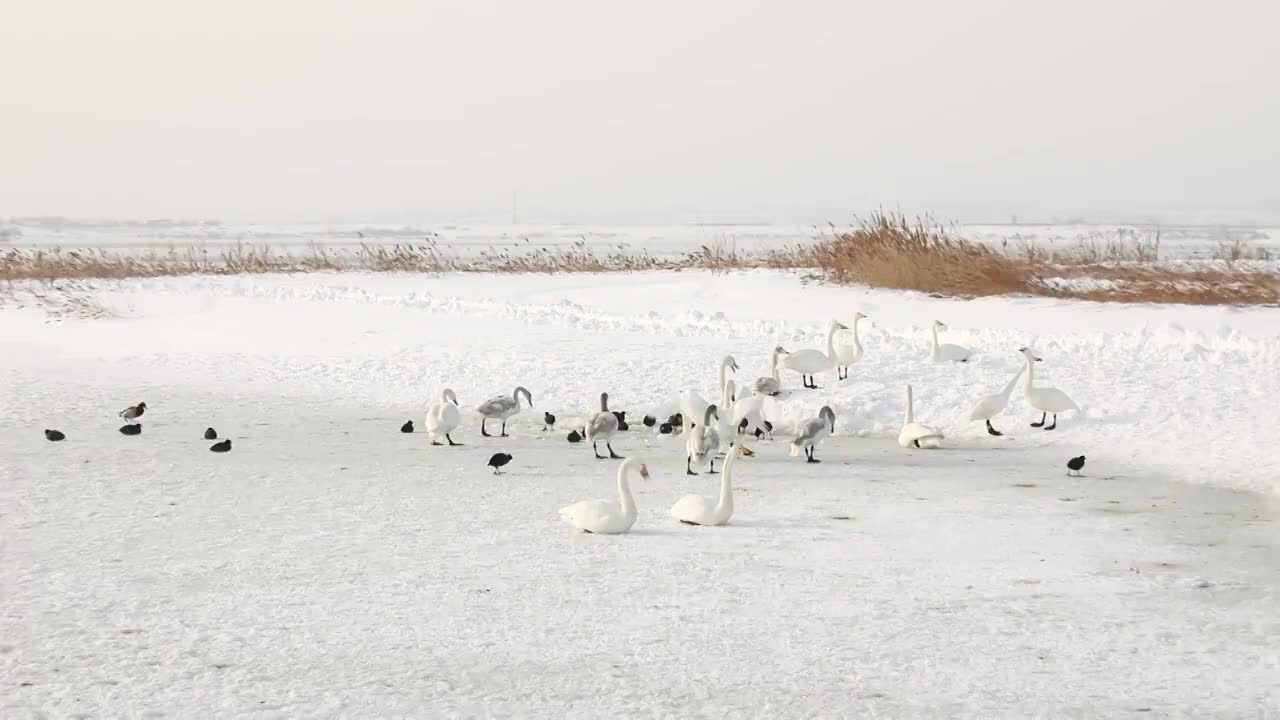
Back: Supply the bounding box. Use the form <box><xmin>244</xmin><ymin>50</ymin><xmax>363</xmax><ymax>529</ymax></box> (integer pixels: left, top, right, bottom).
<box><xmin>752</xmin><ymin>346</ymin><xmax>789</xmax><ymax>396</ymax></box>
<box><xmin>967</xmin><ymin>365</ymin><xmax>1026</xmax><ymax>436</ymax></box>
<box><xmin>686</xmin><ymin>404</ymin><xmax>722</xmax><ymax>475</ymax></box>
<box><xmin>898</xmin><ymin>384</ymin><xmax>944</xmax><ymax>449</ymax></box>
<box><xmin>585</xmin><ymin>392</ymin><xmax>624</xmax><ymax>460</ymax></box>
<box><xmin>729</xmin><ymin>378</ymin><xmax>767</xmax><ymax>438</ymax></box>
<box><xmin>930</xmin><ymin>321</ymin><xmax>974</xmax><ymax>363</ymax></box>
<box><xmin>789</xmin><ymin>405</ymin><xmax>836</xmax><ymax>463</ymax></box>
<box><xmin>671</xmin><ymin>444</ymin><xmax>743</xmax><ymax>526</ymax></box>
<box><xmin>834</xmin><ymin>312</ymin><xmax>868</xmax><ymax>380</ymax></box>
<box><xmin>559</xmin><ymin>457</ymin><xmax>649</xmax><ymax>534</ymax></box>
<box><xmin>1020</xmin><ymin>347</ymin><xmax>1079</xmax><ymax>430</ymax></box>
<box><xmin>425</xmin><ymin>388</ymin><xmax>463</xmax><ymax>446</ymax></box>
<box><xmin>681</xmin><ymin>355</ymin><xmax>737</xmax><ymax>433</ymax></box>
<box><xmin>477</xmin><ymin>386</ymin><xmax>533</xmax><ymax>437</ymax></box>
<box><xmin>782</xmin><ymin>320</ymin><xmax>847</xmax><ymax>389</ymax></box>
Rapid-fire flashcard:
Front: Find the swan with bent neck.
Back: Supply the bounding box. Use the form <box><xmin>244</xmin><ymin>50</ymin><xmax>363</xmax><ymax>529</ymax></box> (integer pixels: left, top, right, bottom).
<box><xmin>477</xmin><ymin>386</ymin><xmax>533</xmax><ymax>437</ymax></box>
<box><xmin>559</xmin><ymin>457</ymin><xmax>650</xmax><ymax>534</ymax></box>
<box><xmin>425</xmin><ymin>388</ymin><xmax>463</xmax><ymax>446</ymax></box>
<box><xmin>968</xmin><ymin>364</ymin><xmax>1025</xmax><ymax>436</ymax></box>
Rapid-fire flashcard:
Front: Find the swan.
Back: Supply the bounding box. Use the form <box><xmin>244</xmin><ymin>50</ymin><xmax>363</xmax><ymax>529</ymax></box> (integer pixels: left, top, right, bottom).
<box><xmin>477</xmin><ymin>386</ymin><xmax>533</xmax><ymax>437</ymax></box>
<box><xmin>558</xmin><ymin>457</ymin><xmax>650</xmax><ymax>534</ymax></box>
<box><xmin>671</xmin><ymin>444</ymin><xmax>744</xmax><ymax>526</ymax></box>
<box><xmin>930</xmin><ymin>321</ymin><xmax>974</xmax><ymax>363</ymax></box>
<box><xmin>967</xmin><ymin>365</ymin><xmax>1026</xmax><ymax>436</ymax></box>
<box><xmin>781</xmin><ymin>320</ymin><xmax>848</xmax><ymax>389</ymax></box>
<box><xmin>1019</xmin><ymin>347</ymin><xmax>1079</xmax><ymax>430</ymax></box>
<box><xmin>680</xmin><ymin>355</ymin><xmax>737</xmax><ymax>433</ymax></box>
<box><xmin>686</xmin><ymin>404</ymin><xmax>722</xmax><ymax>475</ymax></box>
<box><xmin>789</xmin><ymin>405</ymin><xmax>836</xmax><ymax>463</ymax></box>
<box><xmin>585</xmin><ymin>392</ymin><xmax>624</xmax><ymax>459</ymax></box>
<box><xmin>425</xmin><ymin>388</ymin><xmax>463</xmax><ymax>446</ymax></box>
<box><xmin>898</xmin><ymin>384</ymin><xmax>944</xmax><ymax>449</ymax></box>
<box><xmin>729</xmin><ymin>379</ymin><xmax>766</xmax><ymax>438</ymax></box>
<box><xmin>751</xmin><ymin>346</ymin><xmax>789</xmax><ymax>396</ymax></box>
<box><xmin>834</xmin><ymin>312</ymin><xmax>868</xmax><ymax>380</ymax></box>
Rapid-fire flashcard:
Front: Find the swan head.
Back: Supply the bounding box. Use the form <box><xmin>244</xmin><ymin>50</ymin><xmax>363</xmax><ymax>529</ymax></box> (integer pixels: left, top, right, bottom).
<box><xmin>818</xmin><ymin>405</ymin><xmax>836</xmax><ymax>432</ymax></box>
<box><xmin>444</xmin><ymin>388</ymin><xmax>459</xmax><ymax>405</ymax></box>
<box><xmin>831</xmin><ymin>320</ymin><xmax>849</xmax><ymax>330</ymax></box>
<box><xmin>934</xmin><ymin>320</ymin><xmax>946</xmax><ymax>329</ymax></box>
<box><xmin>599</xmin><ymin>391</ymin><xmax>609</xmax><ymax>411</ymax></box>
<box><xmin>704</xmin><ymin>404</ymin><xmax>720</xmax><ymax>425</ymax></box>
<box><xmin>725</xmin><ymin>356</ymin><xmax>740</xmax><ymax>373</ymax></box>
<box><xmin>854</xmin><ymin>312</ymin><xmax>868</xmax><ymax>320</ymax></box>
<box><xmin>1017</xmin><ymin>347</ymin><xmax>1043</xmax><ymax>362</ymax></box>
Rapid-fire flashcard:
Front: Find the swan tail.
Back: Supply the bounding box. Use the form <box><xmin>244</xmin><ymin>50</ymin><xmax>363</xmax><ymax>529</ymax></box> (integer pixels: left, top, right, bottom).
<box><xmin>788</xmin><ymin>441</ymin><xmax>801</xmax><ymax>457</ymax></box>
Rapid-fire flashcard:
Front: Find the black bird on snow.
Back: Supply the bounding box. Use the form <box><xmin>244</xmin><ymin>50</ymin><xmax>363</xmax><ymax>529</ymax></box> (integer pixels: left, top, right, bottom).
<box><xmin>204</xmin><ymin>427</ymin><xmax>218</xmax><ymax>440</ymax></box>
<box><xmin>543</xmin><ymin>412</ymin><xmax>556</xmax><ymax>431</ymax></box>
<box><xmin>487</xmin><ymin>452</ymin><xmax>513</xmax><ymax>475</ymax></box>
<box><xmin>612</xmin><ymin>411</ymin><xmax>629</xmax><ymax>431</ymax></box>
<box><xmin>119</xmin><ymin>402</ymin><xmax>147</xmax><ymax>423</ymax></box>
<box><xmin>210</xmin><ymin>439</ymin><xmax>232</xmax><ymax>453</ymax></box>
<box><xmin>667</xmin><ymin>413</ymin><xmax>683</xmax><ymax>432</ymax></box>
<box><xmin>658</xmin><ymin>422</ymin><xmax>673</xmax><ymax>435</ymax></box>
<box><xmin>119</xmin><ymin>423</ymin><xmax>142</xmax><ymax>436</ymax></box>
<box><xmin>1067</xmin><ymin>455</ymin><xmax>1086</xmax><ymax>477</ymax></box>
<box><xmin>45</xmin><ymin>429</ymin><xmax>66</xmax><ymax>442</ymax></box>
<box><xmin>401</xmin><ymin>420</ymin><xmax>415</xmax><ymax>433</ymax></box>
<box><xmin>642</xmin><ymin>415</ymin><xmax>657</xmax><ymax>428</ymax></box>
<box><xmin>566</xmin><ymin>430</ymin><xmax>582</xmax><ymax>443</ymax></box>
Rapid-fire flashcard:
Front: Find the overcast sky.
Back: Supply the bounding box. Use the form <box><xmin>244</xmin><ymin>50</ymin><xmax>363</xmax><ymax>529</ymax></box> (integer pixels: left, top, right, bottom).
<box><xmin>2</xmin><ymin>0</ymin><xmax>1278</xmax><ymax>223</ymax></box>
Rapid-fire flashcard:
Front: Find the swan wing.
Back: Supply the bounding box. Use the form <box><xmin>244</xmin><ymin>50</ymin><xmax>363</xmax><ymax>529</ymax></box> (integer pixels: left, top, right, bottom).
<box><xmin>968</xmin><ymin>394</ymin><xmax>1004</xmax><ymax>421</ymax></box>
<box><xmin>478</xmin><ymin>395</ymin><xmax>512</xmax><ymax>415</ymax></box>
<box><xmin>559</xmin><ymin>499</ymin><xmax>624</xmax><ymax>533</ymax></box>
<box><xmin>939</xmin><ymin>343</ymin><xmax>973</xmax><ymax>362</ymax></box>
<box><xmin>427</xmin><ymin>402</ymin><xmax>461</xmax><ymax>434</ymax></box>
<box><xmin>585</xmin><ymin>411</ymin><xmax>618</xmax><ymax>440</ymax></box>
<box><xmin>753</xmin><ymin>376</ymin><xmax>780</xmax><ymax>395</ymax></box>
<box><xmin>670</xmin><ymin>494</ymin><xmax>715</xmax><ymax>524</ymax></box>
<box><xmin>782</xmin><ymin>349</ymin><xmax>832</xmax><ymax>373</ymax></box>
<box><xmin>899</xmin><ymin>422</ymin><xmax>944</xmax><ymax>448</ymax></box>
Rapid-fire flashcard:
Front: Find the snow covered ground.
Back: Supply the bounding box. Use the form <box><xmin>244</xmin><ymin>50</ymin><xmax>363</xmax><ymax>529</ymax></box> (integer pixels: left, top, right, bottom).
<box><xmin>3</xmin><ymin>271</ymin><xmax>1278</xmax><ymax>716</ymax></box>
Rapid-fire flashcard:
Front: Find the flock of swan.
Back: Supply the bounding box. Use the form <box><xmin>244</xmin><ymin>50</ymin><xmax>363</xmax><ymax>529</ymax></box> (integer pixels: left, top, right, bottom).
<box><xmin>420</xmin><ymin>316</ymin><xmax>1080</xmax><ymax>535</ymax></box>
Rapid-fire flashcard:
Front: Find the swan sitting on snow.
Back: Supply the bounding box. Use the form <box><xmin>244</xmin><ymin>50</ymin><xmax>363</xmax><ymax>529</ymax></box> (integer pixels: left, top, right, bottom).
<box><xmin>1019</xmin><ymin>347</ymin><xmax>1079</xmax><ymax>430</ymax></box>
<box><xmin>559</xmin><ymin>457</ymin><xmax>649</xmax><ymax>534</ymax></box>
<box><xmin>671</xmin><ymin>444</ymin><xmax>744</xmax><ymax>526</ymax></box>
<box><xmin>686</xmin><ymin>405</ymin><xmax>722</xmax><ymax>475</ymax></box>
<box><xmin>425</xmin><ymin>388</ymin><xmax>463</xmax><ymax>446</ymax></box>
<box><xmin>898</xmin><ymin>384</ymin><xmax>944</xmax><ymax>449</ymax></box>
<box><xmin>477</xmin><ymin>386</ymin><xmax>533</xmax><ymax>437</ymax></box>
<box><xmin>834</xmin><ymin>312</ymin><xmax>868</xmax><ymax>380</ymax></box>
<box><xmin>930</xmin><ymin>321</ymin><xmax>973</xmax><ymax>363</ymax></box>
<box><xmin>789</xmin><ymin>405</ymin><xmax>836</xmax><ymax>463</ymax></box>
<box><xmin>752</xmin><ymin>346</ymin><xmax>789</xmax><ymax>396</ymax></box>
<box><xmin>782</xmin><ymin>320</ymin><xmax>847</xmax><ymax>389</ymax></box>
<box><xmin>968</xmin><ymin>365</ymin><xmax>1026</xmax><ymax>436</ymax></box>
<box><xmin>585</xmin><ymin>392</ymin><xmax>624</xmax><ymax>459</ymax></box>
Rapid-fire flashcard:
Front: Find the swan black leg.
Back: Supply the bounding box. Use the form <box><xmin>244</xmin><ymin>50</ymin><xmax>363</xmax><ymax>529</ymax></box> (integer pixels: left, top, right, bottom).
<box><xmin>593</xmin><ymin>441</ymin><xmax>606</xmax><ymax>460</ymax></box>
<box><xmin>481</xmin><ymin>419</ymin><xmax>491</xmax><ymax>437</ymax></box>
<box><xmin>1030</xmin><ymin>412</ymin><xmax>1046</xmax><ymax>428</ymax></box>
<box><xmin>446</xmin><ymin>433</ymin><xmax>461</xmax><ymax>446</ymax></box>
<box><xmin>431</xmin><ymin>440</ymin><xmax>442</xmax><ymax>446</ymax></box>
<box><xmin>707</xmin><ymin>457</ymin><xmax>717</xmax><ymax>473</ymax></box>
<box><xmin>986</xmin><ymin>419</ymin><xmax>1003</xmax><ymax>437</ymax></box>
<box><xmin>500</xmin><ymin>420</ymin><xmax>509</xmax><ymax>437</ymax></box>
<box><xmin>687</xmin><ymin>456</ymin><xmax>697</xmax><ymax>476</ymax></box>
<box><xmin>1044</xmin><ymin>414</ymin><xmax>1057</xmax><ymax>431</ymax></box>
<box><xmin>608</xmin><ymin>442</ymin><xmax>624</xmax><ymax>460</ymax></box>
<box><xmin>806</xmin><ymin>445</ymin><xmax>820</xmax><ymax>463</ymax></box>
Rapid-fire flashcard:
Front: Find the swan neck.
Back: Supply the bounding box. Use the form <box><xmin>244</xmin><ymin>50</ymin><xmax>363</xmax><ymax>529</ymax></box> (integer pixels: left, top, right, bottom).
<box><xmin>716</xmin><ymin>452</ymin><xmax>736</xmax><ymax>519</ymax></box>
<box><xmin>617</xmin><ymin>460</ymin><xmax>638</xmax><ymax>517</ymax></box>
<box><xmin>825</xmin><ymin>323</ymin><xmax>839</xmax><ymax>357</ymax></box>
<box><xmin>1001</xmin><ymin>366</ymin><xmax>1025</xmax><ymax>396</ymax></box>
<box><xmin>1024</xmin><ymin>357</ymin><xmax>1036</xmax><ymax>394</ymax></box>
<box><xmin>905</xmin><ymin>385</ymin><xmax>915</xmax><ymax>424</ymax></box>
<box><xmin>852</xmin><ymin>317</ymin><xmax>863</xmax><ymax>350</ymax></box>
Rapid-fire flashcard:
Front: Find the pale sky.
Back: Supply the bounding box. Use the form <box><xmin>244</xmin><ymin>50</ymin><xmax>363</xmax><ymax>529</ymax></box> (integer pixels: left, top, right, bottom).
<box><xmin>2</xmin><ymin>0</ymin><xmax>1278</xmax><ymax>223</ymax></box>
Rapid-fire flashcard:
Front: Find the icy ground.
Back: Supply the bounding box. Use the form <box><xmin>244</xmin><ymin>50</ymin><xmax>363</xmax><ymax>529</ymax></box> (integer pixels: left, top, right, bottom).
<box><xmin>3</xmin><ymin>271</ymin><xmax>1278</xmax><ymax>717</ymax></box>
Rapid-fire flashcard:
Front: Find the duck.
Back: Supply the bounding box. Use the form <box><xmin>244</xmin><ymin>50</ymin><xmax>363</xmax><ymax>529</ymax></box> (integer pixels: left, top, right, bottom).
<box><xmin>44</xmin><ymin>429</ymin><xmax>66</xmax><ymax>442</ymax></box>
<box><xmin>487</xmin><ymin>452</ymin><xmax>513</xmax><ymax>475</ymax></box>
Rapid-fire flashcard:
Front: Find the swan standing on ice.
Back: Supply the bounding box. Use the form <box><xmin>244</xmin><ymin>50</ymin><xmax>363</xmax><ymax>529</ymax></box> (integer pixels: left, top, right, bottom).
<box><xmin>671</xmin><ymin>444</ymin><xmax>744</xmax><ymax>526</ymax></box>
<box><xmin>782</xmin><ymin>320</ymin><xmax>847</xmax><ymax>389</ymax></box>
<box><xmin>834</xmin><ymin>312</ymin><xmax>868</xmax><ymax>380</ymax></box>
<box><xmin>681</xmin><ymin>355</ymin><xmax>738</xmax><ymax>433</ymax></box>
<box><xmin>898</xmin><ymin>384</ymin><xmax>944</xmax><ymax>448</ymax></box>
<box><xmin>930</xmin><ymin>321</ymin><xmax>974</xmax><ymax>363</ymax></box>
<box><xmin>425</xmin><ymin>388</ymin><xmax>463</xmax><ymax>446</ymax></box>
<box><xmin>729</xmin><ymin>378</ymin><xmax>767</xmax><ymax>438</ymax></box>
<box><xmin>686</xmin><ymin>405</ymin><xmax>722</xmax><ymax>475</ymax></box>
<box><xmin>1019</xmin><ymin>347</ymin><xmax>1079</xmax><ymax>430</ymax></box>
<box><xmin>752</xmin><ymin>346</ymin><xmax>789</xmax><ymax>396</ymax></box>
<box><xmin>789</xmin><ymin>406</ymin><xmax>836</xmax><ymax>463</ymax></box>
<box><xmin>585</xmin><ymin>392</ymin><xmax>624</xmax><ymax>460</ymax></box>
<box><xmin>967</xmin><ymin>365</ymin><xmax>1026</xmax><ymax>436</ymax></box>
<box><xmin>477</xmin><ymin>386</ymin><xmax>533</xmax><ymax>437</ymax></box>
<box><xmin>559</xmin><ymin>457</ymin><xmax>650</xmax><ymax>534</ymax></box>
